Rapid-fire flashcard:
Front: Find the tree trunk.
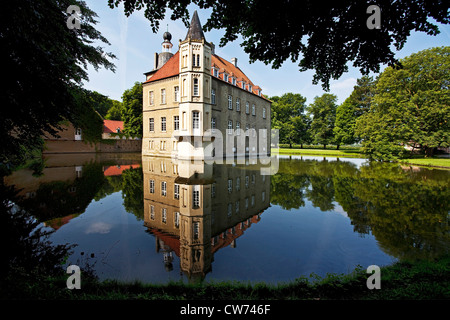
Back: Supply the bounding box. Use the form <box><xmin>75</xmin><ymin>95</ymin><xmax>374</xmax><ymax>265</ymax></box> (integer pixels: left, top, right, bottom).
<box><xmin>289</xmin><ymin>142</ymin><xmax>292</xmax><ymax>148</ymax></box>
<box><xmin>336</xmin><ymin>144</ymin><xmax>340</xmax><ymax>150</ymax></box>
<box><xmin>425</xmin><ymin>147</ymin><xmax>435</xmax><ymax>157</ymax></box>
<box><xmin>300</xmin><ymin>144</ymin><xmax>303</xmax><ymax>149</ymax></box>
<box><xmin>323</xmin><ymin>144</ymin><xmax>326</xmax><ymax>149</ymax></box>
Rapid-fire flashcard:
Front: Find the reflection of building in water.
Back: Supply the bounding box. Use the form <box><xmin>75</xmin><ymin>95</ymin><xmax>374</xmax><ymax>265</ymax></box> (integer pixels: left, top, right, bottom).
<box><xmin>142</xmin><ymin>156</ymin><xmax>270</xmax><ymax>282</ymax></box>
<box><xmin>4</xmin><ymin>153</ymin><xmax>141</xmax><ymax>229</ymax></box>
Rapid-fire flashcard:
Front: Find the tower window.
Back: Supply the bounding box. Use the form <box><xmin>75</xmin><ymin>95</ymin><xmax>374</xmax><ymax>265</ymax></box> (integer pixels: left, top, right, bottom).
<box><xmin>236</xmin><ymin>98</ymin><xmax>240</xmax><ymax>112</ymax></box>
<box><xmin>228</xmin><ymin>95</ymin><xmax>232</xmax><ymax>109</ymax></box>
<box><xmin>193</xmin><ymin>78</ymin><xmax>199</xmax><ymax>96</ymax></box>
<box><xmin>211</xmin><ymin>88</ymin><xmax>216</xmax><ymax>104</ymax></box>
<box><xmin>149</xmin><ymin>118</ymin><xmax>154</xmax><ymax>132</ymax></box>
<box><xmin>192</xmin><ymin>111</ymin><xmax>200</xmax><ymax>129</ymax></box>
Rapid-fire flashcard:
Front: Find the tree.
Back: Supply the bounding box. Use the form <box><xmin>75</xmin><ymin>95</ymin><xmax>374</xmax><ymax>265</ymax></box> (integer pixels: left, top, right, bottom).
<box><xmin>270</xmin><ymin>93</ymin><xmax>309</xmax><ymax>148</ymax></box>
<box><xmin>105</xmin><ymin>100</ymin><xmax>125</xmax><ymax>121</ymax></box>
<box><xmin>307</xmin><ymin>94</ymin><xmax>338</xmax><ymax>149</ymax></box>
<box><xmin>108</xmin><ymin>0</ymin><xmax>449</xmax><ymax>90</ymax></box>
<box><xmin>334</xmin><ymin>76</ymin><xmax>376</xmax><ymax>146</ymax></box>
<box><xmin>0</xmin><ymin>0</ymin><xmax>115</xmax><ymax>167</ymax></box>
<box><xmin>121</xmin><ymin>82</ymin><xmax>143</xmax><ymax>137</ymax></box>
<box><xmin>356</xmin><ymin>47</ymin><xmax>450</xmax><ymax>160</ymax></box>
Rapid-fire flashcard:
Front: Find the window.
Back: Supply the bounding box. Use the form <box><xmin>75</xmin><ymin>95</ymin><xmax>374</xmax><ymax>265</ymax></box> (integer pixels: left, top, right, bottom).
<box><xmin>252</xmin><ymin>174</ymin><xmax>256</xmax><ymax>184</ymax></box>
<box><xmin>211</xmin><ymin>117</ymin><xmax>216</xmax><ymax>132</ymax></box>
<box><xmin>161</xmin><ymin>181</ymin><xmax>167</xmax><ymax>196</ymax></box>
<box><xmin>193</xmin><ymin>187</ymin><xmax>200</xmax><ymax>208</ymax></box>
<box><xmin>174</xmin><ymin>184</ymin><xmax>180</xmax><ymax>199</ymax></box>
<box><xmin>263</xmin><ymin>107</ymin><xmax>266</xmax><ymax>119</ymax></box>
<box><xmin>262</xmin><ymin>191</ymin><xmax>266</xmax><ymax>202</ymax></box>
<box><xmin>149</xmin><ymin>91</ymin><xmax>154</xmax><ymax>105</ymax></box>
<box><xmin>211</xmin><ymin>88</ymin><xmax>216</xmax><ymax>104</ymax></box>
<box><xmin>252</xmin><ymin>104</ymin><xmax>256</xmax><ymax>116</ymax></box>
<box><xmin>213</xmin><ymin>68</ymin><xmax>218</xmax><ymax>77</ymax></box>
<box><xmin>236</xmin><ymin>177</ymin><xmax>240</xmax><ymax>191</ymax></box>
<box><xmin>160</xmin><ymin>140</ymin><xmax>166</xmax><ymax>150</ymax></box>
<box><xmin>228</xmin><ymin>95</ymin><xmax>232</xmax><ymax>109</ymax></box>
<box><xmin>161</xmin><ymin>89</ymin><xmax>166</xmax><ymax>104</ymax></box>
<box><xmin>227</xmin><ymin>120</ymin><xmax>233</xmax><ymax>135</ymax></box>
<box><xmin>224</xmin><ymin>73</ymin><xmax>229</xmax><ymax>82</ymax></box>
<box><xmin>245</xmin><ymin>197</ymin><xmax>249</xmax><ymax>209</ymax></box>
<box><xmin>149</xmin><ymin>179</ymin><xmax>155</xmax><ymax>193</ymax></box>
<box><xmin>192</xmin><ymin>54</ymin><xmax>196</xmax><ymax>67</ymax></box>
<box><xmin>161</xmin><ymin>117</ymin><xmax>166</xmax><ymax>132</ymax></box>
<box><xmin>236</xmin><ymin>98</ymin><xmax>240</xmax><ymax>112</ymax></box>
<box><xmin>193</xmin><ymin>78</ymin><xmax>199</xmax><ymax>96</ymax></box>
<box><xmin>248</xmin><ymin>84</ymin><xmax>252</xmax><ymax>92</ymax></box>
<box><xmin>235</xmin><ymin>201</ymin><xmax>240</xmax><ymax>213</ymax></box>
<box><xmin>236</xmin><ymin>121</ymin><xmax>240</xmax><ymax>135</ymax></box>
<box><xmin>149</xmin><ymin>118</ymin><xmax>154</xmax><ymax>132</ymax></box>
<box><xmin>162</xmin><ymin>208</ymin><xmax>167</xmax><ymax>223</ymax></box>
<box><xmin>150</xmin><ymin>205</ymin><xmax>155</xmax><ymax>220</ymax></box>
<box><xmin>251</xmin><ymin>195</ymin><xmax>255</xmax><ymax>207</ymax></box>
<box><xmin>246</xmin><ymin>102</ymin><xmax>249</xmax><ymax>114</ymax></box>
<box><xmin>245</xmin><ymin>124</ymin><xmax>250</xmax><ymax>136</ymax></box>
<box><xmin>174</xmin><ymin>212</ymin><xmax>180</xmax><ymax>228</ymax></box>
<box><xmin>193</xmin><ymin>222</ymin><xmax>200</xmax><ymax>239</ymax></box>
<box><xmin>227</xmin><ymin>203</ymin><xmax>232</xmax><ymax>217</ymax></box>
<box><xmin>228</xmin><ymin>179</ymin><xmax>232</xmax><ymax>193</ymax></box>
<box><xmin>174</xmin><ymin>116</ymin><xmax>179</xmax><ymax>130</ymax></box>
<box><xmin>182</xmin><ymin>79</ymin><xmax>187</xmax><ymax>96</ymax></box>
<box><xmin>197</xmin><ymin>54</ymin><xmax>200</xmax><ymax>67</ymax></box>
<box><xmin>192</xmin><ymin>111</ymin><xmax>200</xmax><ymax>129</ymax></box>
<box><xmin>242</xmin><ymin>81</ymin><xmax>246</xmax><ymax>89</ymax></box>
<box><xmin>245</xmin><ymin>175</ymin><xmax>249</xmax><ymax>188</ymax></box>
<box><xmin>232</xmin><ymin>77</ymin><xmax>236</xmax><ymax>86</ymax></box>
<box><xmin>174</xmin><ymin>86</ymin><xmax>179</xmax><ymax>102</ymax></box>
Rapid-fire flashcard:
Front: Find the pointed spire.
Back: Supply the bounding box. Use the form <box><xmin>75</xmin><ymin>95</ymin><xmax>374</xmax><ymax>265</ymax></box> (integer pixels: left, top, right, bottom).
<box><xmin>185</xmin><ymin>10</ymin><xmax>205</xmax><ymax>41</ymax></box>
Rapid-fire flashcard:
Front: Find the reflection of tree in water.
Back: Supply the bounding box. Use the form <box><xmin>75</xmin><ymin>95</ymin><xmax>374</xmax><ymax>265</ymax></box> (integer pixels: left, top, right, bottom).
<box><xmin>271</xmin><ymin>158</ymin><xmax>450</xmax><ymax>260</ymax></box>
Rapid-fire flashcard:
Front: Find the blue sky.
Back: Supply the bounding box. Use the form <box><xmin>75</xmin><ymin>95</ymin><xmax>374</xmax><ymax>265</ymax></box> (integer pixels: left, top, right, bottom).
<box><xmin>82</xmin><ymin>1</ymin><xmax>450</xmax><ymax>105</ymax></box>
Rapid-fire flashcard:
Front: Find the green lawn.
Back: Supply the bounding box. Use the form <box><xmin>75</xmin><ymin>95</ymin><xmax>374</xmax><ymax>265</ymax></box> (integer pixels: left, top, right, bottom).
<box><xmin>399</xmin><ymin>157</ymin><xmax>450</xmax><ymax>169</ymax></box>
<box><xmin>272</xmin><ymin>147</ymin><xmax>363</xmax><ymax>158</ymax></box>
<box><xmin>273</xmin><ymin>148</ymin><xmax>450</xmax><ymax>169</ymax></box>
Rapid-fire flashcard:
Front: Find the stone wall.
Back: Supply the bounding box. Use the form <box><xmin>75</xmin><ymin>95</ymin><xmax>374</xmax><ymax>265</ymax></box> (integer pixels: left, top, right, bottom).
<box><xmin>43</xmin><ymin>139</ymin><xmax>142</xmax><ymax>154</ymax></box>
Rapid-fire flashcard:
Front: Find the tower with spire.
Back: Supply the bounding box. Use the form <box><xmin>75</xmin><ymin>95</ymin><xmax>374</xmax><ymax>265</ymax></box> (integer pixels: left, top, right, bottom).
<box><xmin>176</xmin><ymin>10</ymin><xmax>213</xmax><ymax>159</ymax></box>
<box><xmin>142</xmin><ymin>10</ymin><xmax>271</xmax><ymax>160</ymax></box>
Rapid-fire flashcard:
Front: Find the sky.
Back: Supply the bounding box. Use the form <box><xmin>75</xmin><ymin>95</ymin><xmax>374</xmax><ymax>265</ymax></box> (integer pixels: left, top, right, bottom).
<box><xmin>82</xmin><ymin>1</ymin><xmax>450</xmax><ymax>105</ymax></box>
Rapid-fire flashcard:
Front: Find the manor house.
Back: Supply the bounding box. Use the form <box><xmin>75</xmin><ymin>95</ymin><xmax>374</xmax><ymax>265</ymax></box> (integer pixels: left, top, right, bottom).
<box><xmin>142</xmin><ymin>11</ymin><xmax>271</xmax><ymax>160</ymax></box>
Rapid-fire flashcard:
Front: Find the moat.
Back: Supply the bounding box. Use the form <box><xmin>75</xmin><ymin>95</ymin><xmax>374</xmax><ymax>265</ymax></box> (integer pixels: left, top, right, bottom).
<box><xmin>4</xmin><ymin>153</ymin><xmax>449</xmax><ymax>284</ymax></box>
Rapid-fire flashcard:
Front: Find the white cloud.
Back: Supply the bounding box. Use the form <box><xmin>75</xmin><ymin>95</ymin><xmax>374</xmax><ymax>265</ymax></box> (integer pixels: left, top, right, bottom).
<box><xmin>86</xmin><ymin>222</ymin><xmax>112</xmax><ymax>234</ymax></box>
<box><xmin>330</xmin><ymin>77</ymin><xmax>357</xmax><ymax>90</ymax></box>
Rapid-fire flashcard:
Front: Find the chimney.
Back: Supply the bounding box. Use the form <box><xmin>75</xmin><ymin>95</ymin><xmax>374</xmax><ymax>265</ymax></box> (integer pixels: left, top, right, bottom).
<box><xmin>231</xmin><ymin>57</ymin><xmax>237</xmax><ymax>67</ymax></box>
<box><xmin>153</xmin><ymin>52</ymin><xmax>159</xmax><ymax>70</ymax></box>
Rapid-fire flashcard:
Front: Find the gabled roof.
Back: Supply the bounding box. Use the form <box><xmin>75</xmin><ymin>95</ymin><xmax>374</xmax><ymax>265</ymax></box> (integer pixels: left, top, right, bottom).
<box><xmin>143</xmin><ymin>50</ymin><xmax>268</xmax><ymax>100</ymax></box>
<box><xmin>103</xmin><ymin>120</ymin><xmax>124</xmax><ymax>133</ymax></box>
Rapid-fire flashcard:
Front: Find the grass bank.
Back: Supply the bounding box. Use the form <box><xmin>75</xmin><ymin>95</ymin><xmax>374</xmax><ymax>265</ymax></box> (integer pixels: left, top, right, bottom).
<box><xmin>273</xmin><ymin>147</ymin><xmax>450</xmax><ymax>169</ymax></box>
<box><xmin>5</xmin><ymin>255</ymin><xmax>449</xmax><ymax>300</ymax></box>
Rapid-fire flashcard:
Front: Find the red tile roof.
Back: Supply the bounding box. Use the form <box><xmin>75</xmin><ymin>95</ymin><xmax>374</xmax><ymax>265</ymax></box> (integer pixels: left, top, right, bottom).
<box><xmin>145</xmin><ymin>51</ymin><xmax>180</xmax><ymax>83</ymax></box>
<box><xmin>144</xmin><ymin>50</ymin><xmax>268</xmax><ymax>99</ymax></box>
<box><xmin>103</xmin><ymin>164</ymin><xmax>141</xmax><ymax>176</ymax></box>
<box><xmin>103</xmin><ymin>120</ymin><xmax>124</xmax><ymax>134</ymax></box>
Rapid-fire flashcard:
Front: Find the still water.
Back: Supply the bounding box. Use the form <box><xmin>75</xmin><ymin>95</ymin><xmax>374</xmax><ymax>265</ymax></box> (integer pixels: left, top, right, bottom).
<box><xmin>5</xmin><ymin>153</ymin><xmax>449</xmax><ymax>284</ymax></box>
